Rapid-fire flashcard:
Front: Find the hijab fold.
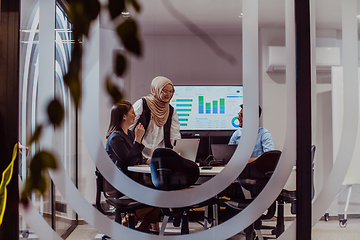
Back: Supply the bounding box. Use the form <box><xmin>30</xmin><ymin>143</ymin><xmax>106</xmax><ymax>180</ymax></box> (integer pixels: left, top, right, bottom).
<box><xmin>145</xmin><ymin>76</ymin><xmax>174</xmax><ymax>132</ymax></box>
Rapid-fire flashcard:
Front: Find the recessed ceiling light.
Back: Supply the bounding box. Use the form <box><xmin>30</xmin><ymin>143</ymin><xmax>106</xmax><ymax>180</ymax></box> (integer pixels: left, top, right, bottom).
<box><xmin>122</xmin><ymin>12</ymin><xmax>130</xmax><ymax>17</ymax></box>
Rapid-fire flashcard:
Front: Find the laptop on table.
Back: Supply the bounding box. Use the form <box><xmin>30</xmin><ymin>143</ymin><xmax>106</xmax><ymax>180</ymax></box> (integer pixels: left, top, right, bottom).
<box><xmin>211</xmin><ymin>144</ymin><xmax>237</xmax><ymax>165</ymax></box>
<box><xmin>172</xmin><ymin>138</ymin><xmax>200</xmax><ymax>162</ymax></box>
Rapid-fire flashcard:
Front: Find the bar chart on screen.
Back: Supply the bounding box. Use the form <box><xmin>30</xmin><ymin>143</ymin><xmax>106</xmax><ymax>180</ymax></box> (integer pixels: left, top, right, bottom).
<box><xmin>171</xmin><ymin>85</ymin><xmax>243</xmax><ymax>130</ymax></box>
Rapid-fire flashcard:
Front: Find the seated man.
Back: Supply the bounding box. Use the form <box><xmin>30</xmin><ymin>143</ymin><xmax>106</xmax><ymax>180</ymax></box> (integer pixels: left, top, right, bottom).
<box><xmin>218</xmin><ymin>104</ymin><xmax>275</xmax><ymax>222</ymax></box>
<box><xmin>229</xmin><ymin>104</ymin><xmax>274</xmax><ymax>162</ymax></box>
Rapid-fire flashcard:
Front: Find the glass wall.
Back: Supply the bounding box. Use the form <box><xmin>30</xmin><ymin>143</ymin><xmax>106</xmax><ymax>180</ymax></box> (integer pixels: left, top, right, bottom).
<box><xmin>15</xmin><ymin>0</ymin><xmax>360</xmax><ymax>239</ymax></box>
<box><xmin>19</xmin><ymin>0</ymin><xmax>77</xmax><ymax>238</ymax></box>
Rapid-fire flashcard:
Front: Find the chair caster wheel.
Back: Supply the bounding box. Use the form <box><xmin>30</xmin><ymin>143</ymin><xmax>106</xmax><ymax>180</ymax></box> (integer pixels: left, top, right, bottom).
<box><xmin>324</xmin><ymin>213</ymin><xmax>329</xmax><ymax>222</ymax></box>
<box><xmin>339</xmin><ymin>219</ymin><xmax>347</xmax><ymax>228</ymax></box>
<box><xmin>22</xmin><ymin>230</ymin><xmax>29</xmax><ymax>238</ymax></box>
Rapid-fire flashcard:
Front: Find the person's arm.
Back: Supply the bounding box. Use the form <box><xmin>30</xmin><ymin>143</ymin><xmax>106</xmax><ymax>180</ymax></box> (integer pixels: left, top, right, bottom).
<box><xmin>248</xmin><ymin>130</ymin><xmax>274</xmax><ymax>163</ymax></box>
<box><xmin>109</xmin><ymin>133</ymin><xmax>144</xmax><ymax>169</ymax></box>
<box><xmin>134</xmin><ymin>123</ymin><xmax>145</xmax><ymax>144</ymax></box>
<box><xmin>170</xmin><ymin>108</ymin><xmax>181</xmax><ymax>145</ymax></box>
<box><xmin>261</xmin><ymin>130</ymin><xmax>275</xmax><ymax>152</ymax></box>
<box><xmin>129</xmin><ymin>99</ymin><xmax>143</xmax><ymax>131</ymax></box>
<box><xmin>228</xmin><ymin>129</ymin><xmax>240</xmax><ymax>145</ymax></box>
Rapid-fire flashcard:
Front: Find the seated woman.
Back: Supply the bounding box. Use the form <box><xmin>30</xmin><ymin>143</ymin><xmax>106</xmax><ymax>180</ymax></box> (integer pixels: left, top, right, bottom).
<box><xmin>105</xmin><ymin>101</ymin><xmax>160</xmax><ymax>233</ymax></box>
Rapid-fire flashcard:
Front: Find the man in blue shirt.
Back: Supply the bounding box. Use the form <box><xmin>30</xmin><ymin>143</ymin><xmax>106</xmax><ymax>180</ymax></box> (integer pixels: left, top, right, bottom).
<box><xmin>218</xmin><ymin>105</ymin><xmax>275</xmax><ymax>222</ymax></box>
<box><xmin>229</xmin><ymin>104</ymin><xmax>274</xmax><ymax>162</ymax></box>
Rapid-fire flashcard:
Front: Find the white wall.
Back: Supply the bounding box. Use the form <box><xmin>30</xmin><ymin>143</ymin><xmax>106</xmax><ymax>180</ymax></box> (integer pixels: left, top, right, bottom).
<box><xmin>259</xmin><ymin>28</ymin><xmax>286</xmax><ymax>151</ymax></box>
<box><xmin>128</xmin><ymin>34</ymin><xmax>243</xmax><ymax>103</ymax></box>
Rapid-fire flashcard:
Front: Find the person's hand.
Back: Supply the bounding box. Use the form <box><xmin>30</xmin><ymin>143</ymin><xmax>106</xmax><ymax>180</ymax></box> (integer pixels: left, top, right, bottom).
<box><xmin>145</xmin><ymin>158</ymin><xmax>151</xmax><ymax>165</ymax></box>
<box><xmin>135</xmin><ymin>123</ymin><xmax>145</xmax><ymax>143</ymax></box>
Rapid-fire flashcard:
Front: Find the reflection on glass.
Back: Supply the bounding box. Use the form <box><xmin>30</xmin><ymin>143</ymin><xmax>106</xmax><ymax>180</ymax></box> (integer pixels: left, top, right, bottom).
<box><xmin>54</xmin><ymin>3</ymin><xmax>77</xmax><ymax>236</ymax></box>
<box><xmin>19</xmin><ymin>0</ymin><xmax>41</xmax><ymax>237</ymax></box>
<box><xmin>19</xmin><ymin>0</ymin><xmax>77</xmax><ymax>238</ymax></box>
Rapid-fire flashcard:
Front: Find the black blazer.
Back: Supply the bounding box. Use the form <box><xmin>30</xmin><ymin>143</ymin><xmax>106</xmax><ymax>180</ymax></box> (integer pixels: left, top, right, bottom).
<box><xmin>106</xmin><ymin>128</ymin><xmax>145</xmax><ymax>178</ymax></box>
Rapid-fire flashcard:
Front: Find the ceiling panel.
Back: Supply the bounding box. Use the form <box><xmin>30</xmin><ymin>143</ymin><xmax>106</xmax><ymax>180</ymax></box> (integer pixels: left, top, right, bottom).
<box><xmin>133</xmin><ymin>0</ymin><xmax>358</xmax><ymax>35</ymax></box>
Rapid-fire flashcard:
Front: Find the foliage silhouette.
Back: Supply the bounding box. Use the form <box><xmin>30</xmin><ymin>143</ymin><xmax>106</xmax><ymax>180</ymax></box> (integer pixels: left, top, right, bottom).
<box><xmin>21</xmin><ymin>0</ymin><xmax>142</xmax><ymax>203</ymax></box>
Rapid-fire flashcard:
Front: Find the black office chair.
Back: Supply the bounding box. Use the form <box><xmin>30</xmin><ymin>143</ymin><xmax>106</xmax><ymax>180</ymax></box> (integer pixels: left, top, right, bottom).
<box><xmin>150</xmin><ymin>148</ymin><xmax>200</xmax><ymax>191</ymax></box>
<box><xmin>217</xmin><ymin>150</ymin><xmax>282</xmax><ymax>240</ymax></box>
<box><xmin>150</xmin><ymin>148</ymin><xmax>216</xmax><ymax>235</ymax></box>
<box><xmin>95</xmin><ymin>169</ymin><xmax>149</xmax><ymax>235</ymax></box>
<box><xmin>268</xmin><ymin>145</ymin><xmax>316</xmax><ymax>238</ymax></box>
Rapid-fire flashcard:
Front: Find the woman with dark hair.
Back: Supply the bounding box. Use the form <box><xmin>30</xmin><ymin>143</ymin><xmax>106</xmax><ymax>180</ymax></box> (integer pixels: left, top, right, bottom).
<box><xmin>106</xmin><ymin>101</ymin><xmax>146</xmax><ymax>178</ymax></box>
<box><xmin>105</xmin><ymin>101</ymin><xmax>160</xmax><ymax>233</ymax></box>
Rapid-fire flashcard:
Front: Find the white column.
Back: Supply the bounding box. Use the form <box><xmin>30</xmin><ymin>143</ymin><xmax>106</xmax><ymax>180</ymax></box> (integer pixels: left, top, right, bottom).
<box><xmin>38</xmin><ymin>0</ymin><xmax>55</xmax><ymax>149</ymax></box>
<box><xmin>277</xmin><ymin>0</ymin><xmax>297</xmax><ymax>239</ymax></box>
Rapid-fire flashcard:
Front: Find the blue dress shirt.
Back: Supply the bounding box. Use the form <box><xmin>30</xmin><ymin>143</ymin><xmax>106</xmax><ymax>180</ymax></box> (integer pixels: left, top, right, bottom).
<box><xmin>228</xmin><ymin>127</ymin><xmax>275</xmax><ymax>158</ymax></box>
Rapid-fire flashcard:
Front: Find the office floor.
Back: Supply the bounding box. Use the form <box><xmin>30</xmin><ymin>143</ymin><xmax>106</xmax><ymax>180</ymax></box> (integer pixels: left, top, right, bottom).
<box><xmin>19</xmin><ymin>217</ymin><xmax>360</xmax><ymax>240</ymax></box>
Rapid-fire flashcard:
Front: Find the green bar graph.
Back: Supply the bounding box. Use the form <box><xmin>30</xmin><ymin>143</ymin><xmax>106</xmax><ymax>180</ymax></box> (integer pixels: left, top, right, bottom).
<box><xmin>220</xmin><ymin>98</ymin><xmax>225</xmax><ymax>114</ymax></box>
<box><xmin>206</xmin><ymin>102</ymin><xmax>211</xmax><ymax>114</ymax></box>
<box><xmin>199</xmin><ymin>96</ymin><xmax>204</xmax><ymax>114</ymax></box>
<box><xmin>213</xmin><ymin>100</ymin><xmax>218</xmax><ymax>114</ymax></box>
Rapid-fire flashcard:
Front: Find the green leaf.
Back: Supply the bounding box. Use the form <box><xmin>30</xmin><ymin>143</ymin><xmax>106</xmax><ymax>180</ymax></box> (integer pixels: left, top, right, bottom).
<box><xmin>116</xmin><ymin>18</ymin><xmax>142</xmax><ymax>56</ymax></box>
<box><xmin>67</xmin><ymin>2</ymin><xmax>90</xmax><ymax>38</ymax></box>
<box><xmin>22</xmin><ymin>178</ymin><xmax>34</xmax><ymax>198</ymax></box>
<box><xmin>35</xmin><ymin>176</ymin><xmax>47</xmax><ymax>194</ymax></box>
<box><xmin>64</xmin><ymin>42</ymin><xmax>82</xmax><ymax>107</ymax></box>
<box><xmin>106</xmin><ymin>77</ymin><xmax>124</xmax><ymax>104</ymax></box>
<box><xmin>67</xmin><ymin>0</ymin><xmax>100</xmax><ymax>38</ymax></box>
<box><xmin>40</xmin><ymin>152</ymin><xmax>58</xmax><ymax>169</ymax></box>
<box><xmin>64</xmin><ymin>73</ymin><xmax>82</xmax><ymax>107</ymax></box>
<box><xmin>114</xmin><ymin>53</ymin><xmax>127</xmax><ymax>76</ymax></box>
<box><xmin>128</xmin><ymin>0</ymin><xmax>141</xmax><ymax>12</ymax></box>
<box><xmin>21</xmin><ymin>151</ymin><xmax>58</xmax><ymax>201</ymax></box>
<box><xmin>28</xmin><ymin>125</ymin><xmax>42</xmax><ymax>145</ymax></box>
<box><xmin>108</xmin><ymin>0</ymin><xmax>125</xmax><ymax>19</ymax></box>
<box><xmin>0</xmin><ymin>144</ymin><xmax>17</xmax><ymax>226</ymax></box>
<box><xmin>84</xmin><ymin>0</ymin><xmax>101</xmax><ymax>21</ymax></box>
<box><xmin>47</xmin><ymin>100</ymin><xmax>64</xmax><ymax>127</ymax></box>
<box><xmin>30</xmin><ymin>151</ymin><xmax>57</xmax><ymax>175</ymax></box>
<box><xmin>22</xmin><ymin>176</ymin><xmax>47</xmax><ymax>196</ymax></box>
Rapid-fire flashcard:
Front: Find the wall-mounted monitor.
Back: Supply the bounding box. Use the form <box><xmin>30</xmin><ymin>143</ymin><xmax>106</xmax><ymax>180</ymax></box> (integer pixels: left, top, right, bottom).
<box><xmin>171</xmin><ymin>85</ymin><xmax>243</xmax><ymax>131</ymax></box>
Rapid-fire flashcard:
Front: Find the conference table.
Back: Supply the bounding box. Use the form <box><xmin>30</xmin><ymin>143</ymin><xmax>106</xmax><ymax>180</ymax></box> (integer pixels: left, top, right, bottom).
<box><xmin>127</xmin><ymin>164</ymin><xmax>225</xmax><ymax>176</ymax></box>
<box><xmin>127</xmin><ymin>164</ymin><xmax>225</xmax><ymax>230</ymax></box>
